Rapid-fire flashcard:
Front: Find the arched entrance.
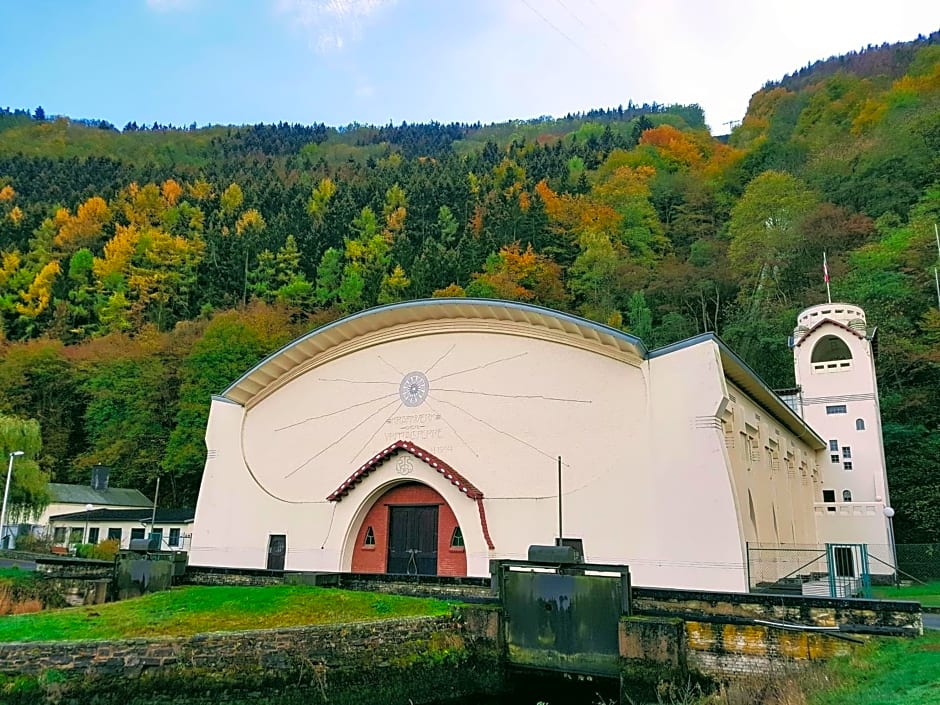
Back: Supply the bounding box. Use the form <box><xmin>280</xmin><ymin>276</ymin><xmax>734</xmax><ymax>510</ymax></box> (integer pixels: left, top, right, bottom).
<box><xmin>351</xmin><ymin>482</ymin><xmax>467</xmax><ymax>577</ymax></box>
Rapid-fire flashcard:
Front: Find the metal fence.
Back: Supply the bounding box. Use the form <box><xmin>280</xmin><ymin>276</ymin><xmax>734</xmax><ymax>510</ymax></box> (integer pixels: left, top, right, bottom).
<box><xmin>895</xmin><ymin>543</ymin><xmax>940</xmax><ymax>582</ymax></box>
<box><xmin>746</xmin><ymin>543</ymin><xmax>873</xmax><ymax>598</ymax></box>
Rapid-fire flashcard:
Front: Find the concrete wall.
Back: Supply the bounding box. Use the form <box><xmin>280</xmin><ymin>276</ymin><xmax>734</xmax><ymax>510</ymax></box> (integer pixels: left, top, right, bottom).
<box><xmin>192</xmin><ymin>306</ymin><xmax>825</xmax><ymax>593</ymax></box>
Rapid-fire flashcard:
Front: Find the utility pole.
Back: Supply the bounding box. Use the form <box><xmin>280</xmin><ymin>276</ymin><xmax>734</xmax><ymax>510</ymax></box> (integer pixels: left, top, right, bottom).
<box><xmin>150</xmin><ymin>476</ymin><xmax>160</xmax><ymax>540</ymax></box>
<box><xmin>557</xmin><ymin>456</ymin><xmax>563</xmax><ymax>545</ymax></box>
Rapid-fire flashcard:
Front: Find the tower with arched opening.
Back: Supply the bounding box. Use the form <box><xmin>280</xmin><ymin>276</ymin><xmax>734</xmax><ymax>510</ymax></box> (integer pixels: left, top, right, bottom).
<box><xmin>792</xmin><ymin>303</ymin><xmax>893</xmax><ymax>563</ymax></box>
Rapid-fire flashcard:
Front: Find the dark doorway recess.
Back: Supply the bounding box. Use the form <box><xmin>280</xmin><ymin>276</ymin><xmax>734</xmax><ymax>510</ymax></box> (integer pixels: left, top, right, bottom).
<box><xmin>387</xmin><ymin>505</ymin><xmax>438</xmax><ymax>575</ymax></box>
<box><xmin>267</xmin><ymin>534</ymin><xmax>286</xmax><ymax>571</ymax></box>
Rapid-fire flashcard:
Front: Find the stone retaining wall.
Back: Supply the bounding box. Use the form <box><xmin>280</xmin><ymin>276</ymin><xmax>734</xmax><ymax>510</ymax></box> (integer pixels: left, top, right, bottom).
<box><xmin>632</xmin><ymin>586</ymin><xmax>923</xmax><ymax>635</ymax></box>
<box><xmin>0</xmin><ymin>608</ymin><xmax>503</xmax><ymax>705</ymax></box>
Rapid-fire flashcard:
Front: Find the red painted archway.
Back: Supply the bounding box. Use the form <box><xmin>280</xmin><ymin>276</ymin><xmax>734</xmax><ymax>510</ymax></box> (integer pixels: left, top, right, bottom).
<box><xmin>350</xmin><ymin>482</ymin><xmax>467</xmax><ymax>577</ymax></box>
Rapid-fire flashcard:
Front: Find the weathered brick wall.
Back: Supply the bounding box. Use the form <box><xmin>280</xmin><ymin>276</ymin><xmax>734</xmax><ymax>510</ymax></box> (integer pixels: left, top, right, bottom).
<box><xmin>622</xmin><ymin>587</ymin><xmax>922</xmax><ymax>680</ymax></box>
<box><xmin>620</xmin><ymin>615</ymin><xmax>857</xmax><ymax>679</ymax></box>
<box><xmin>351</xmin><ymin>483</ymin><xmax>467</xmax><ymax>577</ymax></box>
<box><xmin>682</xmin><ymin>620</ymin><xmax>856</xmax><ymax>676</ymax></box>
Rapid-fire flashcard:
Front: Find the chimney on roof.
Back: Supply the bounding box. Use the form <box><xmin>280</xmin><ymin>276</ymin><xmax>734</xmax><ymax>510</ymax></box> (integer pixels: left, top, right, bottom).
<box><xmin>91</xmin><ymin>465</ymin><xmax>110</xmax><ymax>491</ymax></box>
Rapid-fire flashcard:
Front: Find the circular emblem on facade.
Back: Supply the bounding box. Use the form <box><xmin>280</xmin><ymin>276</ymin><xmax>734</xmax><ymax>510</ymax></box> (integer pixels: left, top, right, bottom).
<box><xmin>399</xmin><ymin>371</ymin><xmax>429</xmax><ymax>407</ymax></box>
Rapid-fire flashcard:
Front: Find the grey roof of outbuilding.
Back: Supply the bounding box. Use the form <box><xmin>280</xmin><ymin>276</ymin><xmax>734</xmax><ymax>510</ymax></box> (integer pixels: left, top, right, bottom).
<box><xmin>49</xmin><ymin>508</ymin><xmax>194</xmax><ymax>524</ymax></box>
<box><xmin>47</xmin><ymin>483</ymin><xmax>152</xmax><ymax>507</ymax></box>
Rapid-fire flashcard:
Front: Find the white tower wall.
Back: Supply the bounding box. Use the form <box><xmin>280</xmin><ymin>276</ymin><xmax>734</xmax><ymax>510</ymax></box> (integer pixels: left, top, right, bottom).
<box><xmin>792</xmin><ymin>303</ymin><xmax>894</xmax><ymax>570</ymax></box>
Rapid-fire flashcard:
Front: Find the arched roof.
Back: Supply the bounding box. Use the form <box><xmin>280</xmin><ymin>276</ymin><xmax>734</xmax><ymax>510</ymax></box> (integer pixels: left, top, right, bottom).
<box><xmin>794</xmin><ymin>317</ymin><xmax>866</xmax><ymax>348</ymax></box>
<box><xmin>221</xmin><ymin>298</ymin><xmax>647</xmax><ymax>405</ymax></box>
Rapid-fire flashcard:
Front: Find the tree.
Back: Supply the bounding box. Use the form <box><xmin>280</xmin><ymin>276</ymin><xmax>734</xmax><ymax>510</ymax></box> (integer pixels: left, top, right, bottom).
<box><xmin>728</xmin><ymin>171</ymin><xmax>817</xmax><ymax>317</ymax></box>
<box><xmin>0</xmin><ymin>413</ymin><xmax>47</xmax><ymax>522</ymax></box>
<box><xmin>232</xmin><ymin>209</ymin><xmax>266</xmax><ymax>307</ymax></box>
<box><xmin>626</xmin><ymin>291</ymin><xmax>653</xmax><ymax>341</ymax></box>
<box><xmin>162</xmin><ymin>305</ymin><xmax>296</xmax><ymax>504</ymax></box>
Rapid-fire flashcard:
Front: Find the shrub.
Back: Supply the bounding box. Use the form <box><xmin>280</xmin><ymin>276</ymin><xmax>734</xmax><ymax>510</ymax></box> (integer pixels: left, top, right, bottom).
<box><xmin>74</xmin><ymin>539</ymin><xmax>119</xmax><ymax>560</ymax></box>
<box><xmin>12</xmin><ymin>534</ymin><xmax>54</xmax><ymax>554</ymax></box>
<box><xmin>88</xmin><ymin>539</ymin><xmax>120</xmax><ymax>561</ymax></box>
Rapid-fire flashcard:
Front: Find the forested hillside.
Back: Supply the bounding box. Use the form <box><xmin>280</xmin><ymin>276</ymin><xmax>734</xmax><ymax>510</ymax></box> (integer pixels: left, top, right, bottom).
<box><xmin>0</xmin><ymin>34</ymin><xmax>937</xmax><ymax>542</ymax></box>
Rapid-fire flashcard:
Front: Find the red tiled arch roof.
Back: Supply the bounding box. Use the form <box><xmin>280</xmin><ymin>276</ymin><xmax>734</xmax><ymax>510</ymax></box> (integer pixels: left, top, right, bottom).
<box><xmin>327</xmin><ymin>440</ymin><xmax>494</xmax><ymax>549</ymax></box>
<box><xmin>794</xmin><ymin>318</ymin><xmax>866</xmax><ymax>347</ymax></box>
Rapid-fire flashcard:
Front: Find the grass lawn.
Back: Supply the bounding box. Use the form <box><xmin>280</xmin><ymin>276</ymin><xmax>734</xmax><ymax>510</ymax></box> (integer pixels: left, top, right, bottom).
<box><xmin>0</xmin><ymin>568</ymin><xmax>39</xmax><ymax>586</ymax></box>
<box><xmin>871</xmin><ymin>581</ymin><xmax>940</xmax><ymax>608</ymax></box>
<box><xmin>809</xmin><ymin>629</ymin><xmax>940</xmax><ymax>705</ymax></box>
<box><xmin>0</xmin><ymin>585</ymin><xmax>452</xmax><ymax>642</ymax></box>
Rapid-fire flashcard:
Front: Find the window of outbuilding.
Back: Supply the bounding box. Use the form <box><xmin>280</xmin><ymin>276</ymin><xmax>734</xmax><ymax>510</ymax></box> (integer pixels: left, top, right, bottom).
<box><xmin>107</xmin><ymin>528</ymin><xmax>122</xmax><ymax>541</ymax></box>
<box><xmin>169</xmin><ymin>528</ymin><xmax>181</xmax><ymax>547</ymax></box>
<box><xmin>53</xmin><ymin>527</ymin><xmax>66</xmax><ymax>543</ymax></box>
<box><xmin>87</xmin><ymin>528</ymin><xmax>99</xmax><ymax>544</ymax></box>
<box><xmin>130</xmin><ymin>528</ymin><xmax>145</xmax><ymax>541</ymax></box>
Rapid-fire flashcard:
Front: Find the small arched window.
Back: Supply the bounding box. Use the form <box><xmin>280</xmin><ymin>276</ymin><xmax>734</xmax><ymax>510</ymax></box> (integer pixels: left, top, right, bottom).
<box><xmin>842</xmin><ymin>490</ymin><xmax>852</xmax><ymax>502</ymax></box>
<box><xmin>855</xmin><ymin>418</ymin><xmax>865</xmax><ymax>431</ymax></box>
<box><xmin>450</xmin><ymin>526</ymin><xmax>464</xmax><ymax>548</ymax></box>
<box><xmin>811</xmin><ymin>335</ymin><xmax>853</xmax><ymax>363</ymax></box>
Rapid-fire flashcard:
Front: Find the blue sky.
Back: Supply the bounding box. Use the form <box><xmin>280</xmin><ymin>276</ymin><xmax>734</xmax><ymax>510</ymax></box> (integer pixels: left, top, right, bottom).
<box><xmin>1</xmin><ymin>0</ymin><xmax>937</xmax><ymax>133</ymax></box>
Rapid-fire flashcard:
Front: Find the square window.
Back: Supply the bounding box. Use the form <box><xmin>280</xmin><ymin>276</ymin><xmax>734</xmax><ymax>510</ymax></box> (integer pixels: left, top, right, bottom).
<box><xmin>130</xmin><ymin>528</ymin><xmax>145</xmax><ymax>541</ymax></box>
<box><xmin>829</xmin><ymin>440</ymin><xmax>839</xmax><ymax>452</ymax></box>
<box><xmin>108</xmin><ymin>527</ymin><xmax>122</xmax><ymax>541</ymax></box>
<box><xmin>822</xmin><ymin>490</ymin><xmax>836</xmax><ymax>503</ymax></box>
<box><xmin>53</xmin><ymin>527</ymin><xmax>67</xmax><ymax>543</ymax></box>
<box><xmin>830</xmin><ymin>454</ymin><xmax>840</xmax><ymax>463</ymax></box>
<box><xmin>842</xmin><ymin>446</ymin><xmax>852</xmax><ymax>459</ymax></box>
<box><xmin>843</xmin><ymin>461</ymin><xmax>853</xmax><ymax>471</ymax></box>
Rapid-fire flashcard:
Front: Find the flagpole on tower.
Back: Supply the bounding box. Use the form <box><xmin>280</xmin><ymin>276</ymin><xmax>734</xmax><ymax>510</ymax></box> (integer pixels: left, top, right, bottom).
<box><xmin>823</xmin><ymin>251</ymin><xmax>831</xmax><ymax>304</ymax></box>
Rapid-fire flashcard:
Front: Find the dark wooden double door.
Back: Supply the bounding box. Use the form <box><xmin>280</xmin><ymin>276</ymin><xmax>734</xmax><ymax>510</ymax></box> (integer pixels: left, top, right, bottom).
<box><xmin>387</xmin><ymin>505</ymin><xmax>438</xmax><ymax>575</ymax></box>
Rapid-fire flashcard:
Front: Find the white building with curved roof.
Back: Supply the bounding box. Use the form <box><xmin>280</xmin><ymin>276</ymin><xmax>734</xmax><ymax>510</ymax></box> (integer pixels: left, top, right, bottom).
<box><xmin>190</xmin><ymin>298</ymin><xmax>892</xmax><ymax>592</ymax></box>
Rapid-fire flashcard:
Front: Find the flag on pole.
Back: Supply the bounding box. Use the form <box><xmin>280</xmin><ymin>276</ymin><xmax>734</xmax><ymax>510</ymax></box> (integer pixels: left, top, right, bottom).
<box><xmin>823</xmin><ymin>252</ymin><xmax>830</xmax><ymax>284</ymax></box>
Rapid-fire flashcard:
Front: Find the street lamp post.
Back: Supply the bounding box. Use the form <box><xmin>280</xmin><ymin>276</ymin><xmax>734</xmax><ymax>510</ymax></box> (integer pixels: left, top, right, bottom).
<box><xmin>883</xmin><ymin>506</ymin><xmax>898</xmax><ymax>587</ymax></box>
<box><xmin>0</xmin><ymin>451</ymin><xmax>25</xmax><ymax>549</ymax></box>
<box><xmin>84</xmin><ymin>504</ymin><xmax>94</xmax><ymax>544</ymax></box>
